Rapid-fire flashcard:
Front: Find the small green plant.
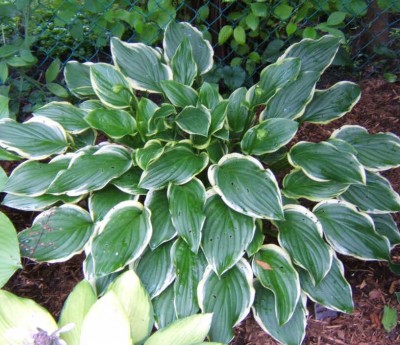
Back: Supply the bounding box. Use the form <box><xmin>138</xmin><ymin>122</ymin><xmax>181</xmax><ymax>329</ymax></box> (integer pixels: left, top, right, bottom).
<box><xmin>0</xmin><ymin>1</ymin><xmax>69</xmax><ymax>119</ymax></box>
<box><xmin>0</xmin><ymin>270</ymin><xmax>222</xmax><ymax>345</ymax></box>
<box><xmin>0</xmin><ymin>21</ymin><xmax>400</xmax><ymax>345</ymax></box>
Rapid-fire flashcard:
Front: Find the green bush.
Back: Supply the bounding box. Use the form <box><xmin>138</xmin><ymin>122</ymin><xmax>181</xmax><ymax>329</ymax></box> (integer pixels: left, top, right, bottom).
<box><xmin>0</xmin><ymin>21</ymin><xmax>399</xmax><ymax>345</ymax></box>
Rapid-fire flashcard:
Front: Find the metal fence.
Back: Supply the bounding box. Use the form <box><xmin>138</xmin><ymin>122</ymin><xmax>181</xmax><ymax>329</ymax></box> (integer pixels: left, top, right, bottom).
<box><xmin>2</xmin><ymin>0</ymin><xmax>400</xmax><ymax>79</ymax></box>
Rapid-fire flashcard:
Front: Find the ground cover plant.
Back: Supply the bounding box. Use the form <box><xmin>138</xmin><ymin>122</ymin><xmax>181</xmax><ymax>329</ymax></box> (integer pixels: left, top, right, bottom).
<box><xmin>0</xmin><ymin>21</ymin><xmax>399</xmax><ymax>345</ymax></box>
<box><xmin>0</xmin><ymin>270</ymin><xmax>222</xmax><ymax>345</ymax></box>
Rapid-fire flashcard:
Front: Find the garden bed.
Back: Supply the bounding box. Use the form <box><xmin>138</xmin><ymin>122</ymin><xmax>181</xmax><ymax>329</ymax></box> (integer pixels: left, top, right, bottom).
<box><xmin>1</xmin><ymin>75</ymin><xmax>400</xmax><ymax>345</ymax></box>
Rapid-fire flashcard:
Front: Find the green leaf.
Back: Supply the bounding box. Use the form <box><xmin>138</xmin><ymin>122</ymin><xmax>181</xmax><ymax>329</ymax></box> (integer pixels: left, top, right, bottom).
<box><xmin>64</xmin><ymin>61</ymin><xmax>96</xmax><ymax>98</ymax></box>
<box><xmin>80</xmin><ymin>291</ymin><xmax>131</xmax><ymax>345</ymax></box>
<box><xmin>303</xmin><ymin>27</ymin><xmax>318</xmax><ymax>39</ymax></box>
<box><xmin>2</xmin><ymin>193</ymin><xmax>81</xmax><ymax>212</ymax></box>
<box><xmin>167</xmin><ymin>178</ymin><xmax>206</xmax><ymax>253</ymax></box>
<box><xmin>253</xmin><ymin>281</ymin><xmax>307</xmax><ymax>345</ymax></box>
<box><xmin>85</xmin><ymin>108</ymin><xmax>136</xmax><ymax>138</ymax></box>
<box><xmin>382</xmin><ymin>306</ymin><xmax>398</xmax><ymax>333</ymax></box>
<box><xmin>0</xmin><ymin>212</ymin><xmax>21</xmax><ymax>288</ymax></box>
<box><xmin>136</xmin><ymin>140</ymin><xmax>165</xmax><ymax>170</ymax></box>
<box><xmin>46</xmin><ymin>83</ymin><xmax>69</xmax><ymax>98</ymax></box>
<box><xmin>207</xmin><ymin>139</ymin><xmax>228</xmax><ymax>164</ymax></box>
<box><xmin>111</xmin><ymin>37</ymin><xmax>172</xmax><ymax>93</ymax></box>
<box><xmin>282</xmin><ymin>168</ymin><xmax>349</xmax><ymax>201</ymax></box>
<box><xmin>112</xmin><ymin>166</ymin><xmax>147</xmax><ymax>195</ymax></box>
<box><xmin>0</xmin><ymin>61</ymin><xmax>8</xmax><ymax>83</ymax></box>
<box><xmin>280</xmin><ymin>35</ymin><xmax>340</xmax><ymax>74</ymax></box>
<box><xmin>89</xmin><ymin>185</ymin><xmax>136</xmax><ymax>222</ymax></box>
<box><xmin>222</xmin><ymin>65</ymin><xmax>246</xmax><ymax>90</ymax></box>
<box><xmin>171</xmin><ymin>39</ymin><xmax>197</xmax><ymax>86</ymax></box>
<box><xmin>161</xmin><ymin>80</ymin><xmax>198</xmax><ymax>108</ymax></box>
<box><xmin>136</xmin><ymin>241</ymin><xmax>175</xmax><ymax>298</ymax></box>
<box><xmin>210</xmin><ymin>103</ymin><xmax>228</xmax><ymax>136</ymax></box>
<box><xmin>175</xmin><ymin>105</ymin><xmax>211</xmax><ymax>136</ymax></box>
<box><xmin>90</xmin><ymin>63</ymin><xmax>133</xmax><ymax>109</ymax></box>
<box><xmin>251</xmin><ymin>3</ymin><xmax>268</xmax><ymax>16</ymax></box>
<box><xmin>199</xmin><ymin>82</ymin><xmax>221</xmax><ymax>110</ymax></box>
<box><xmin>59</xmin><ymin>280</ymin><xmax>97</xmax><ymax>345</ymax></box>
<box><xmin>370</xmin><ymin>214</ymin><xmax>400</xmax><ymax>248</ymax></box>
<box><xmin>198</xmin><ymin>259</ymin><xmax>255</xmax><ymax>343</ymax></box>
<box><xmin>253</xmin><ymin>244</ymin><xmax>300</xmax><ymax>325</ymax></box>
<box><xmin>253</xmin><ymin>58</ymin><xmax>301</xmax><ymax>105</ymax></box>
<box><xmin>153</xmin><ymin>284</ymin><xmax>177</xmax><ymax>329</ymax></box>
<box><xmin>48</xmin><ymin>144</ymin><xmax>132</xmax><ymax>196</ymax></box>
<box><xmin>4</xmin><ymin>155</ymin><xmax>71</xmax><ymax>197</ymax></box>
<box><xmin>331</xmin><ymin>125</ymin><xmax>400</xmax><ymax>171</ymax></box>
<box><xmin>145</xmin><ymin>189</ymin><xmax>177</xmax><ymax>249</ymax></box>
<box><xmin>18</xmin><ymin>205</ymin><xmax>94</xmax><ymax>262</ymax></box>
<box><xmin>91</xmin><ymin>201</ymin><xmax>151</xmax><ymax>276</ymax></box>
<box><xmin>110</xmin><ymin>270</ymin><xmax>154</xmax><ymax>344</ymax></box>
<box><xmin>139</xmin><ymin>146</ymin><xmax>208</xmax><ymax>190</ymax></box>
<box><xmin>301</xmin><ymin>82</ymin><xmax>361</xmax><ymax>124</ymax></box>
<box><xmin>246</xmin><ymin>220</ymin><xmax>265</xmax><ymax>257</ymax></box>
<box><xmin>260</xmin><ymin>71</ymin><xmax>319</xmax><ymax>120</ymax></box>
<box><xmin>202</xmin><ymin>193</ymin><xmax>255</xmax><ymax>275</ymax></box>
<box><xmin>241</xmin><ymin>118</ymin><xmax>298</xmax><ymax>155</ymax></box>
<box><xmin>0</xmin><ymin>95</ymin><xmax>9</xmax><ymax>119</ymax></box>
<box><xmin>226</xmin><ymin>87</ymin><xmax>248</xmax><ymax>133</ymax></box>
<box><xmin>218</xmin><ymin>25</ymin><xmax>233</xmax><ymax>45</ymax></box>
<box><xmin>0</xmin><ymin>147</ymin><xmax>21</xmax><ymax>161</ymax></box>
<box><xmin>0</xmin><ymin>166</ymin><xmax>6</xmax><ymax>192</ymax></box>
<box><xmin>327</xmin><ymin>12</ymin><xmax>347</xmax><ymax>26</ymax></box>
<box><xmin>246</xmin><ymin>13</ymin><xmax>260</xmax><ymax>31</ymax></box>
<box><xmin>274</xmin><ymin>4</ymin><xmax>293</xmax><ymax>20</ymax></box>
<box><xmin>33</xmin><ymin>101</ymin><xmax>89</xmax><ymax>134</ymax></box>
<box><xmin>172</xmin><ymin>239</ymin><xmax>207</xmax><ymax>318</ymax></box>
<box><xmin>298</xmin><ymin>255</ymin><xmax>353</xmax><ymax>313</ymax></box>
<box><xmin>208</xmin><ymin>154</ymin><xmax>283</xmax><ymax>220</ymax></box>
<box><xmin>286</xmin><ymin>22</ymin><xmax>297</xmax><ymax>36</ymax></box>
<box><xmin>72</xmin><ymin>128</ymin><xmax>97</xmax><ymax>148</ymax></box>
<box><xmin>164</xmin><ymin>21</ymin><xmax>213</xmax><ymax>75</ymax></box>
<box><xmin>148</xmin><ymin>103</ymin><xmax>175</xmax><ymax>135</ymax></box>
<box><xmin>45</xmin><ymin>58</ymin><xmax>61</xmax><ymax>84</ymax></box>
<box><xmin>233</xmin><ymin>26</ymin><xmax>246</xmax><ymax>45</ymax></box>
<box><xmin>144</xmin><ymin>314</ymin><xmax>212</xmax><ymax>345</ymax></box>
<box><xmin>0</xmin><ymin>290</ymin><xmax>58</xmax><ymax>345</ymax></box>
<box><xmin>275</xmin><ymin>205</ymin><xmax>333</xmax><ymax>285</ymax></box>
<box><xmin>288</xmin><ymin>141</ymin><xmax>365</xmax><ymax>184</ymax></box>
<box><xmin>313</xmin><ymin>200</ymin><xmax>391</xmax><ymax>261</ymax></box>
<box><xmin>340</xmin><ymin>171</ymin><xmax>400</xmax><ymax>213</ymax></box>
<box><xmin>0</xmin><ymin>117</ymin><xmax>69</xmax><ymax>160</ymax></box>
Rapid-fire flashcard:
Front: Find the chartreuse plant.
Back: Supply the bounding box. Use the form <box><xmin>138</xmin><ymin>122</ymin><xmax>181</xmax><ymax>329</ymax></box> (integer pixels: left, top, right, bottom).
<box><xmin>0</xmin><ymin>21</ymin><xmax>399</xmax><ymax>345</ymax></box>
<box><xmin>0</xmin><ymin>210</ymin><xmax>21</xmax><ymax>288</ymax></box>
<box><xmin>0</xmin><ymin>270</ymin><xmax>221</xmax><ymax>345</ymax></box>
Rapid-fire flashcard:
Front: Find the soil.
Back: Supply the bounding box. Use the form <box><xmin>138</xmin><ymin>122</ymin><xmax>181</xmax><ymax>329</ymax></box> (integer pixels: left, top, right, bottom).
<box><xmin>1</xmin><ymin>73</ymin><xmax>400</xmax><ymax>345</ymax></box>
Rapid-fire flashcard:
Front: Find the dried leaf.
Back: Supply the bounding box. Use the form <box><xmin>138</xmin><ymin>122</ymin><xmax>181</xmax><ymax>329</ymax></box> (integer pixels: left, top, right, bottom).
<box><xmin>255</xmin><ymin>260</ymin><xmax>273</xmax><ymax>270</ymax></box>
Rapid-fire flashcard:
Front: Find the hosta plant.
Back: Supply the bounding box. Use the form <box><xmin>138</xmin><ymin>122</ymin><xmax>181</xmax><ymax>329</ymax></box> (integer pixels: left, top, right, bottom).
<box><xmin>0</xmin><ymin>21</ymin><xmax>399</xmax><ymax>345</ymax></box>
<box><xmin>0</xmin><ymin>270</ymin><xmax>221</xmax><ymax>345</ymax></box>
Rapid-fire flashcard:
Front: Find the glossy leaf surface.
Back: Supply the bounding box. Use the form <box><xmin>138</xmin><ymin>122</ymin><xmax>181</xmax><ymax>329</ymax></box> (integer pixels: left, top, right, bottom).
<box><xmin>209</xmin><ymin>154</ymin><xmax>283</xmax><ymax>220</ymax></box>
<box><xmin>314</xmin><ymin>201</ymin><xmax>391</xmax><ymax>261</ymax></box>
<box><xmin>18</xmin><ymin>205</ymin><xmax>94</xmax><ymax>263</ymax></box>
<box><xmin>252</xmin><ymin>244</ymin><xmax>300</xmax><ymax>325</ymax></box>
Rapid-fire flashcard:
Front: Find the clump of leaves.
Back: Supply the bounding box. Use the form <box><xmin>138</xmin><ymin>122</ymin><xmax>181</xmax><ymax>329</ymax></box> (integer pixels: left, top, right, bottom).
<box><xmin>0</xmin><ymin>21</ymin><xmax>399</xmax><ymax>345</ymax></box>
<box><xmin>0</xmin><ymin>270</ymin><xmax>220</xmax><ymax>345</ymax></box>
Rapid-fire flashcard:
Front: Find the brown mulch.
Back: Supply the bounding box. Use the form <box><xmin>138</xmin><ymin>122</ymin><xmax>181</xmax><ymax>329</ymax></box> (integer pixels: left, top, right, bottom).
<box><xmin>1</xmin><ymin>74</ymin><xmax>400</xmax><ymax>344</ymax></box>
